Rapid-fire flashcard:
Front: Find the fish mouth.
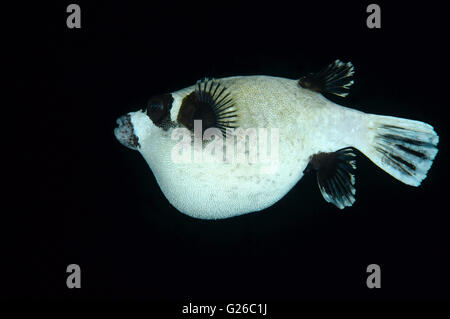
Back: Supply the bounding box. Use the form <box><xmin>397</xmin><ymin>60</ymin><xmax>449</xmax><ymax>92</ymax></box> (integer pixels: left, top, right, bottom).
<box><xmin>114</xmin><ymin>114</ymin><xmax>140</xmax><ymax>150</ymax></box>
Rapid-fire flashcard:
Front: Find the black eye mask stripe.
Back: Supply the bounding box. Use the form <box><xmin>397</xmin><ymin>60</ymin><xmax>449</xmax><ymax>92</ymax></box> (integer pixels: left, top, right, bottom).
<box><xmin>146</xmin><ymin>93</ymin><xmax>174</xmax><ymax>129</ymax></box>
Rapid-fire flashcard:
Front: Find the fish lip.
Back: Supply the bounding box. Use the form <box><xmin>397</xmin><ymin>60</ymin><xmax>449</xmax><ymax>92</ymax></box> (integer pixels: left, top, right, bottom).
<box><xmin>114</xmin><ymin>114</ymin><xmax>140</xmax><ymax>150</ymax></box>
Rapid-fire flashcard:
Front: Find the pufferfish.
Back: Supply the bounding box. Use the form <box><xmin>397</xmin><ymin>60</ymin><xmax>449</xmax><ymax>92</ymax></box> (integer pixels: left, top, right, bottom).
<box><xmin>114</xmin><ymin>60</ymin><xmax>439</xmax><ymax>219</ymax></box>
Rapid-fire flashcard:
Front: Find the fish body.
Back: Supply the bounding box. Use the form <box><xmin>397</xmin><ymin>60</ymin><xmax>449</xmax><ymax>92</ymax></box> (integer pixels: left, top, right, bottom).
<box><xmin>115</xmin><ymin>60</ymin><xmax>439</xmax><ymax>219</ymax></box>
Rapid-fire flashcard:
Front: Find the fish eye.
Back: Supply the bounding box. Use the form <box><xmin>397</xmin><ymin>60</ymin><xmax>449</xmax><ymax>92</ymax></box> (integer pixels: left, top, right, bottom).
<box><xmin>149</xmin><ymin>100</ymin><xmax>163</xmax><ymax>110</ymax></box>
<box><xmin>146</xmin><ymin>94</ymin><xmax>174</xmax><ymax>128</ymax></box>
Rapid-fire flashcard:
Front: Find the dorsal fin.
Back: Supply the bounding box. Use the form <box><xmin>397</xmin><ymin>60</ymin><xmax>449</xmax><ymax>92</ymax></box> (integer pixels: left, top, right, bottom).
<box><xmin>298</xmin><ymin>59</ymin><xmax>355</xmax><ymax>97</ymax></box>
<box><xmin>304</xmin><ymin>147</ymin><xmax>357</xmax><ymax>209</ymax></box>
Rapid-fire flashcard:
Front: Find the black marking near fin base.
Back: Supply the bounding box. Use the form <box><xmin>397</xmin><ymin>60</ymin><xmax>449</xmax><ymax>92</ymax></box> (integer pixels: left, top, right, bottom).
<box><xmin>298</xmin><ymin>60</ymin><xmax>355</xmax><ymax>97</ymax></box>
<box><xmin>177</xmin><ymin>78</ymin><xmax>238</xmax><ymax>136</ymax></box>
<box><xmin>306</xmin><ymin>147</ymin><xmax>357</xmax><ymax>209</ymax></box>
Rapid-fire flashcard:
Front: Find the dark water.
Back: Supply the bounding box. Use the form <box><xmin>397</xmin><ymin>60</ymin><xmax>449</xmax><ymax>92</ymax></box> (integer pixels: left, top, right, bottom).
<box><xmin>16</xmin><ymin>1</ymin><xmax>449</xmax><ymax>305</ymax></box>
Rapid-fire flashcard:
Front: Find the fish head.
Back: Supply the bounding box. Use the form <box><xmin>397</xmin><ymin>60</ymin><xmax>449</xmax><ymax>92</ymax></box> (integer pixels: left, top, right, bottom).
<box><xmin>114</xmin><ymin>92</ymin><xmax>176</xmax><ymax>149</ymax></box>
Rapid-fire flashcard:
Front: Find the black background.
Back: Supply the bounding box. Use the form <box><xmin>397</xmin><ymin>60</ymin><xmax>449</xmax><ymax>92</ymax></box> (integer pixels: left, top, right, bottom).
<box><xmin>11</xmin><ymin>0</ymin><xmax>449</xmax><ymax>304</ymax></box>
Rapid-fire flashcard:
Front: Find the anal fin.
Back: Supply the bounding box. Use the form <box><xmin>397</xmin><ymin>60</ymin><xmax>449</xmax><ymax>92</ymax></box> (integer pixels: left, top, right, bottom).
<box><xmin>305</xmin><ymin>148</ymin><xmax>357</xmax><ymax>209</ymax></box>
<box><xmin>299</xmin><ymin>59</ymin><xmax>355</xmax><ymax>97</ymax></box>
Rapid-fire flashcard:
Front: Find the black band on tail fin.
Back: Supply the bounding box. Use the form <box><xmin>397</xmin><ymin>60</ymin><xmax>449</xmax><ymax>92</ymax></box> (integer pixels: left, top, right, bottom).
<box><xmin>298</xmin><ymin>60</ymin><xmax>355</xmax><ymax>97</ymax></box>
<box><xmin>305</xmin><ymin>148</ymin><xmax>357</xmax><ymax>209</ymax></box>
<box><xmin>365</xmin><ymin>116</ymin><xmax>439</xmax><ymax>187</ymax></box>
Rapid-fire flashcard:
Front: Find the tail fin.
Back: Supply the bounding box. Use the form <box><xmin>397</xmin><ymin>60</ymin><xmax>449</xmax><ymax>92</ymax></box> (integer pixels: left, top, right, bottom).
<box><xmin>362</xmin><ymin>114</ymin><xmax>439</xmax><ymax>186</ymax></box>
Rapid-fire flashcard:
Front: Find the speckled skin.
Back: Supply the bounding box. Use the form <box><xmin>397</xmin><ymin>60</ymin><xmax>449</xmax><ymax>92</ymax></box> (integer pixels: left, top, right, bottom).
<box><xmin>125</xmin><ymin>76</ymin><xmax>370</xmax><ymax>219</ymax></box>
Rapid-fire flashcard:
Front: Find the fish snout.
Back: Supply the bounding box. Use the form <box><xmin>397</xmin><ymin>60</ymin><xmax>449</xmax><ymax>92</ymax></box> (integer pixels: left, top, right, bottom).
<box><xmin>114</xmin><ymin>114</ymin><xmax>140</xmax><ymax>150</ymax></box>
